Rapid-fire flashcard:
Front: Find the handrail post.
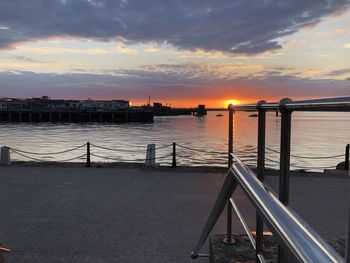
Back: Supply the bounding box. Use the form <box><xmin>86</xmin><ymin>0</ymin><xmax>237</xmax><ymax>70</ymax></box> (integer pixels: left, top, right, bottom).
<box><xmin>278</xmin><ymin>98</ymin><xmax>293</xmax><ymax>262</ymax></box>
<box><xmin>228</xmin><ymin>104</ymin><xmax>234</xmax><ymax>167</ymax></box>
<box><xmin>223</xmin><ymin>104</ymin><xmax>235</xmax><ymax>245</ymax></box>
<box><xmin>86</xmin><ymin>141</ymin><xmax>91</xmax><ymax>167</ymax></box>
<box><xmin>256</xmin><ymin>101</ymin><xmax>266</xmax><ymax>261</ymax></box>
<box><xmin>172</xmin><ymin>142</ymin><xmax>177</xmax><ymax>168</ymax></box>
<box><xmin>345</xmin><ymin>144</ymin><xmax>349</xmax><ymax>171</ymax></box>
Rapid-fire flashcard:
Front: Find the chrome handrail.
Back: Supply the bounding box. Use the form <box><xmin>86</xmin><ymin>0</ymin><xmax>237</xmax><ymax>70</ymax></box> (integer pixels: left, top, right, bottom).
<box><xmin>231</xmin><ymin>158</ymin><xmax>342</xmax><ymax>262</ymax></box>
<box><xmin>230</xmin><ymin>96</ymin><xmax>350</xmax><ymax>112</ymax></box>
<box><xmin>192</xmin><ymin>96</ymin><xmax>349</xmax><ymax>261</ymax></box>
<box><xmin>191</xmin><ymin>157</ymin><xmax>344</xmax><ymax>262</ymax></box>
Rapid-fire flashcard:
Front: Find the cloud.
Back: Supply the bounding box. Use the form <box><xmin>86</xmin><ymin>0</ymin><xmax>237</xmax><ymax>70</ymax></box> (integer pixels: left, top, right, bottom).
<box><xmin>116</xmin><ymin>43</ymin><xmax>137</xmax><ymax>54</ymax></box>
<box><xmin>328</xmin><ymin>68</ymin><xmax>350</xmax><ymax>76</ymax></box>
<box><xmin>0</xmin><ymin>67</ymin><xmax>349</xmax><ymax>103</ymax></box>
<box><xmin>0</xmin><ymin>0</ymin><xmax>349</xmax><ymax>54</ymax></box>
<box><xmin>145</xmin><ymin>45</ymin><xmax>158</xmax><ymax>53</ymax></box>
<box><xmin>344</xmin><ymin>43</ymin><xmax>350</xmax><ymax>48</ymax></box>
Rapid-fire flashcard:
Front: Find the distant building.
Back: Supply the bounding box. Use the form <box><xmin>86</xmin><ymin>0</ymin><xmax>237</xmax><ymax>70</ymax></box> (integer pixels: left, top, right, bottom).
<box><xmin>0</xmin><ymin>96</ymin><xmax>130</xmax><ymax>111</ymax></box>
<box><xmin>0</xmin><ymin>99</ymin><xmax>6</xmax><ymax>111</ymax></box>
<box><xmin>2</xmin><ymin>98</ymin><xmax>26</xmax><ymax>110</ymax></box>
<box><xmin>153</xmin><ymin>102</ymin><xmax>163</xmax><ymax>109</ymax></box>
<box><xmin>112</xmin><ymin>100</ymin><xmax>130</xmax><ymax>110</ymax></box>
<box><xmin>196</xmin><ymin>105</ymin><xmax>207</xmax><ymax>116</ymax></box>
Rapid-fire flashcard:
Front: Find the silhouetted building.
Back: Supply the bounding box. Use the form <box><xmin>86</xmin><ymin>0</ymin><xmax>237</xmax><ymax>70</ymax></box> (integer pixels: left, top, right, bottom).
<box><xmin>0</xmin><ymin>96</ymin><xmax>130</xmax><ymax>111</ymax></box>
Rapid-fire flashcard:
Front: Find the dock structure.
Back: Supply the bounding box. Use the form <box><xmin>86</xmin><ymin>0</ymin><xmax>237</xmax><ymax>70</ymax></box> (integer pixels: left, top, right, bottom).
<box><xmin>0</xmin><ymin>109</ymin><xmax>153</xmax><ymax>123</ymax></box>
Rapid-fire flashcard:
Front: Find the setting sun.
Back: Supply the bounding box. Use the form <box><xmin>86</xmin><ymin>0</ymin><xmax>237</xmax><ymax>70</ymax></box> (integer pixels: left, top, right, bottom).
<box><xmin>224</xmin><ymin>99</ymin><xmax>240</xmax><ymax>107</ymax></box>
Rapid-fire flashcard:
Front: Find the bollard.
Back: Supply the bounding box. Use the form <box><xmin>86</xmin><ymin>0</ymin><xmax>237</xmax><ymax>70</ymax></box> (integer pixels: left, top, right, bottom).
<box><xmin>345</xmin><ymin>144</ymin><xmax>349</xmax><ymax>171</ymax></box>
<box><xmin>86</xmin><ymin>142</ymin><xmax>91</xmax><ymax>167</ymax></box>
<box><xmin>0</xmin><ymin>146</ymin><xmax>11</xmax><ymax>166</ymax></box>
<box><xmin>172</xmin><ymin>142</ymin><xmax>177</xmax><ymax>168</ymax></box>
<box><xmin>145</xmin><ymin>144</ymin><xmax>156</xmax><ymax>167</ymax></box>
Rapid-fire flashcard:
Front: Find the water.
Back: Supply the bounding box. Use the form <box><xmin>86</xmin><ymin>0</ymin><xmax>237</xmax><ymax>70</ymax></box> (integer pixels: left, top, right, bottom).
<box><xmin>0</xmin><ymin>111</ymin><xmax>349</xmax><ymax>171</ymax></box>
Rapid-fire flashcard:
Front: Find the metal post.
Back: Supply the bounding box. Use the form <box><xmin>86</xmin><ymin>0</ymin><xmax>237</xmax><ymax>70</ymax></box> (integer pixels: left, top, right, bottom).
<box><xmin>256</xmin><ymin>101</ymin><xmax>266</xmax><ymax>262</ymax></box>
<box><xmin>223</xmin><ymin>104</ymin><xmax>235</xmax><ymax>245</ymax></box>
<box><xmin>172</xmin><ymin>142</ymin><xmax>177</xmax><ymax>168</ymax></box>
<box><xmin>278</xmin><ymin>98</ymin><xmax>293</xmax><ymax>262</ymax></box>
<box><xmin>86</xmin><ymin>141</ymin><xmax>91</xmax><ymax>167</ymax></box>
<box><xmin>228</xmin><ymin>104</ymin><xmax>234</xmax><ymax>167</ymax></box>
<box><xmin>345</xmin><ymin>144</ymin><xmax>349</xmax><ymax>171</ymax></box>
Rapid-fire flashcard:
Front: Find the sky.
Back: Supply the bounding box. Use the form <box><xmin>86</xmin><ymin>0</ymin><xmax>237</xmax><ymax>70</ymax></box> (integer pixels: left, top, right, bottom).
<box><xmin>0</xmin><ymin>0</ymin><xmax>350</xmax><ymax>107</ymax></box>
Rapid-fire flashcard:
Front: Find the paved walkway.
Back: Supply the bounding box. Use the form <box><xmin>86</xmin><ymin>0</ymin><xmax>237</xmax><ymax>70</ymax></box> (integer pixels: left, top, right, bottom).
<box><xmin>0</xmin><ymin>166</ymin><xmax>348</xmax><ymax>262</ymax></box>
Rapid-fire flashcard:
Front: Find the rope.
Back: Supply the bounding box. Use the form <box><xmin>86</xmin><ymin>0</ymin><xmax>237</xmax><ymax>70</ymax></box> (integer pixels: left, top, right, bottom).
<box><xmin>10</xmin><ymin>149</ymin><xmax>48</xmax><ymax>162</ymax></box>
<box><xmin>266</xmin><ymin>147</ymin><xmax>344</xmax><ymax>159</ymax></box>
<box><xmin>291</xmin><ymin>154</ymin><xmax>344</xmax><ymax>159</ymax></box>
<box><xmin>265</xmin><ymin>157</ymin><xmax>280</xmax><ymax>164</ymax></box>
<box><xmin>235</xmin><ymin>154</ymin><xmax>256</xmax><ymax>158</ymax></box>
<box><xmin>265</xmin><ymin>147</ymin><xmax>279</xmax><ymax>154</ymax></box>
<box><xmin>235</xmin><ymin>147</ymin><xmax>257</xmax><ymax>152</ymax></box>
<box><xmin>290</xmin><ymin>164</ymin><xmax>335</xmax><ymax>170</ymax></box>
<box><xmin>234</xmin><ymin>150</ymin><xmax>257</xmax><ymax>155</ymax></box>
<box><xmin>11</xmin><ymin>149</ymin><xmax>86</xmax><ymax>162</ymax></box>
<box><xmin>56</xmin><ymin>154</ymin><xmax>87</xmax><ymax>162</ymax></box>
<box><xmin>90</xmin><ymin>153</ymin><xmax>172</xmax><ymax>162</ymax></box>
<box><xmin>155</xmin><ymin>144</ymin><xmax>173</xmax><ymax>150</ymax></box>
<box><xmin>90</xmin><ymin>143</ymin><xmax>145</xmax><ymax>153</ymax></box>
<box><xmin>8</xmin><ymin>143</ymin><xmax>86</xmax><ymax>156</ymax></box>
<box><xmin>176</xmin><ymin>144</ymin><xmax>226</xmax><ymax>155</ymax></box>
<box><xmin>176</xmin><ymin>154</ymin><xmax>226</xmax><ymax>164</ymax></box>
<box><xmin>239</xmin><ymin>158</ymin><xmax>257</xmax><ymax>162</ymax></box>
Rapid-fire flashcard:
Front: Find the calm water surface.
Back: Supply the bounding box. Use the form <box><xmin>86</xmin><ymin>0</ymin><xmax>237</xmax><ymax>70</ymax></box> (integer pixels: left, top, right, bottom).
<box><xmin>0</xmin><ymin>111</ymin><xmax>349</xmax><ymax>171</ymax></box>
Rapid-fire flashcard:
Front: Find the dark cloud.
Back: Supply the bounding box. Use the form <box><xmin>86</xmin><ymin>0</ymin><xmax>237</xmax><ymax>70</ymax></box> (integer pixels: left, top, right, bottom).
<box><xmin>0</xmin><ymin>69</ymin><xmax>349</xmax><ymax>102</ymax></box>
<box><xmin>0</xmin><ymin>0</ymin><xmax>349</xmax><ymax>54</ymax></box>
<box><xmin>328</xmin><ymin>68</ymin><xmax>350</xmax><ymax>76</ymax></box>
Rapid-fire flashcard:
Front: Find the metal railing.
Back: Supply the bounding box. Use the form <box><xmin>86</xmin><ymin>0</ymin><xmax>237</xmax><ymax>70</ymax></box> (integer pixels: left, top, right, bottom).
<box><xmin>191</xmin><ymin>156</ymin><xmax>344</xmax><ymax>262</ymax></box>
<box><xmin>192</xmin><ymin>96</ymin><xmax>350</xmax><ymax>262</ymax></box>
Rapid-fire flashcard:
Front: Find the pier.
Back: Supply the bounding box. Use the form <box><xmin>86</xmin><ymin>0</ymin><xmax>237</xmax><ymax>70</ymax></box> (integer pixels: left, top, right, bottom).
<box><xmin>0</xmin><ymin>109</ymin><xmax>154</xmax><ymax>123</ymax></box>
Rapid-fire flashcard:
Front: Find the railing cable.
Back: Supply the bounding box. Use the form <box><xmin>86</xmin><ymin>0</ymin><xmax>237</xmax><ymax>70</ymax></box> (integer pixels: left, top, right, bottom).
<box><xmin>8</xmin><ymin>143</ymin><xmax>86</xmax><ymax>155</ymax></box>
<box><xmin>176</xmin><ymin>143</ymin><xmax>226</xmax><ymax>155</ymax></box>
<box><xmin>266</xmin><ymin>147</ymin><xmax>344</xmax><ymax>159</ymax></box>
<box><xmin>11</xmin><ymin>149</ymin><xmax>86</xmax><ymax>162</ymax></box>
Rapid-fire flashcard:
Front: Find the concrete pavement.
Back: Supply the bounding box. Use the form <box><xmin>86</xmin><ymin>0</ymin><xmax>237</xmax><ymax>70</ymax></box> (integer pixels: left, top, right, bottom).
<box><xmin>0</xmin><ymin>165</ymin><xmax>348</xmax><ymax>262</ymax></box>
